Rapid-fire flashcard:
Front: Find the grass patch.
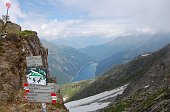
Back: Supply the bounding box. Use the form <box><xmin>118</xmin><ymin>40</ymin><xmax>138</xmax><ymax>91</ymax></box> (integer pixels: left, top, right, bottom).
<box><xmin>17</xmin><ymin>30</ymin><xmax>36</xmax><ymax>37</ymax></box>
<box><xmin>61</xmin><ymin>80</ymin><xmax>91</xmax><ymax>101</ymax></box>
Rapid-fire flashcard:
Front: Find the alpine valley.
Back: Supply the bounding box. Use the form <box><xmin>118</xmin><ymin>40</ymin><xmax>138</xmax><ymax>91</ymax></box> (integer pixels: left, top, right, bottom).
<box><xmin>44</xmin><ymin>33</ymin><xmax>170</xmax><ymax>84</ymax></box>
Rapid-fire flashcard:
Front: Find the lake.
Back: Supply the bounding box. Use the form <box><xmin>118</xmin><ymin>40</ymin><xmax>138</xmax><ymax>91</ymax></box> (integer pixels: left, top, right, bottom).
<box><xmin>70</xmin><ymin>62</ymin><xmax>98</xmax><ymax>82</ymax></box>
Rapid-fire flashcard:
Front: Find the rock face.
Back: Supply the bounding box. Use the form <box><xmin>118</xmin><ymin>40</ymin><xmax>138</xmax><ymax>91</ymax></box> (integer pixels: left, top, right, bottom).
<box><xmin>0</xmin><ymin>21</ymin><xmax>67</xmax><ymax>112</ymax></box>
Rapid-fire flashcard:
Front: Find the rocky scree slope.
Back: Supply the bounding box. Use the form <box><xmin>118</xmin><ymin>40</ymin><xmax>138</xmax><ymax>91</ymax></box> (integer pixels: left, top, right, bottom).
<box><xmin>0</xmin><ymin>20</ymin><xmax>67</xmax><ymax>112</ymax></box>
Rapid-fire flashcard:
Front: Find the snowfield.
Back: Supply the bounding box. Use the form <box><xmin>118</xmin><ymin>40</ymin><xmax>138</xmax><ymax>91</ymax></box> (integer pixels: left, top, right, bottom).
<box><xmin>65</xmin><ymin>85</ymin><xmax>127</xmax><ymax>112</ymax></box>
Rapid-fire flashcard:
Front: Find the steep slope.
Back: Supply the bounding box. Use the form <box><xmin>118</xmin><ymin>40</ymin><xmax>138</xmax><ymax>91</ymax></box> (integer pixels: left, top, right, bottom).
<box><xmin>42</xmin><ymin>40</ymin><xmax>95</xmax><ymax>84</ymax></box>
<box><xmin>68</xmin><ymin>43</ymin><xmax>170</xmax><ymax>110</ymax></box>
<box><xmin>96</xmin><ymin>33</ymin><xmax>170</xmax><ymax>76</ymax></box>
<box><xmin>81</xmin><ymin>35</ymin><xmax>150</xmax><ymax>61</ymax></box>
<box><xmin>0</xmin><ymin>21</ymin><xmax>67</xmax><ymax>112</ymax></box>
<box><xmin>103</xmin><ymin>44</ymin><xmax>170</xmax><ymax>112</ymax></box>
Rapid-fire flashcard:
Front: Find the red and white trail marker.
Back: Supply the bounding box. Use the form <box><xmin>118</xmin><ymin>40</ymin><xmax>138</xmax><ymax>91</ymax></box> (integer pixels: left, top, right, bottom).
<box><xmin>51</xmin><ymin>93</ymin><xmax>57</xmax><ymax>103</ymax></box>
<box><xmin>24</xmin><ymin>83</ymin><xmax>30</xmax><ymax>93</ymax></box>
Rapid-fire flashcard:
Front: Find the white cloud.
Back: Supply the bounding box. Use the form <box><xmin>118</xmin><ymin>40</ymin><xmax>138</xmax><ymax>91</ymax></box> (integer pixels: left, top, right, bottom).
<box><xmin>1</xmin><ymin>0</ymin><xmax>169</xmax><ymax>42</ymax></box>
<box><xmin>21</xmin><ymin>19</ymin><xmax>126</xmax><ymax>40</ymax></box>
<box><xmin>46</xmin><ymin>0</ymin><xmax>170</xmax><ymax>31</ymax></box>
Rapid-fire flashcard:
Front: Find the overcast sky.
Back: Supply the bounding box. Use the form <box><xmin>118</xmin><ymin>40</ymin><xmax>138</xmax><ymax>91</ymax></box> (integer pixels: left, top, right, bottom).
<box><xmin>0</xmin><ymin>0</ymin><xmax>170</xmax><ymax>41</ymax></box>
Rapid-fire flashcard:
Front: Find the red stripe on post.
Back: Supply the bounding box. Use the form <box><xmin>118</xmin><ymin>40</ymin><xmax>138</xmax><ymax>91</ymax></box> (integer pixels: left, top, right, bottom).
<box><xmin>24</xmin><ymin>83</ymin><xmax>29</xmax><ymax>87</ymax></box>
<box><xmin>52</xmin><ymin>100</ymin><xmax>56</xmax><ymax>103</ymax></box>
<box><xmin>25</xmin><ymin>89</ymin><xmax>30</xmax><ymax>93</ymax></box>
<box><xmin>51</xmin><ymin>93</ymin><xmax>56</xmax><ymax>96</ymax></box>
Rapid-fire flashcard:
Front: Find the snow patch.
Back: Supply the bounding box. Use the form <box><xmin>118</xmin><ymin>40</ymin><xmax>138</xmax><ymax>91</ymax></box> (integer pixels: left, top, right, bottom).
<box><xmin>65</xmin><ymin>85</ymin><xmax>127</xmax><ymax>112</ymax></box>
<box><xmin>68</xmin><ymin>102</ymin><xmax>110</xmax><ymax>112</ymax></box>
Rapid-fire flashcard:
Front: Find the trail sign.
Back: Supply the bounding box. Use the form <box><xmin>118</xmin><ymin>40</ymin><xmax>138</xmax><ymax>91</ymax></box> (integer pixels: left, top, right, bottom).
<box><xmin>27</xmin><ymin>98</ymin><xmax>52</xmax><ymax>103</ymax></box>
<box><xmin>26</xmin><ymin>67</ymin><xmax>47</xmax><ymax>85</ymax></box>
<box><xmin>24</xmin><ymin>92</ymin><xmax>57</xmax><ymax>103</ymax></box>
<box><xmin>26</xmin><ymin>56</ymin><xmax>43</xmax><ymax>67</ymax></box>
<box><xmin>26</xmin><ymin>93</ymin><xmax>52</xmax><ymax>97</ymax></box>
<box><xmin>24</xmin><ymin>83</ymin><xmax>59</xmax><ymax>93</ymax></box>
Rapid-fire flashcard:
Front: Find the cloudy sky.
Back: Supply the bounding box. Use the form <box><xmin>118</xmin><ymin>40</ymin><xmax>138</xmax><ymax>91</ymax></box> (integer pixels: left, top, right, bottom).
<box><xmin>0</xmin><ymin>0</ymin><xmax>170</xmax><ymax>44</ymax></box>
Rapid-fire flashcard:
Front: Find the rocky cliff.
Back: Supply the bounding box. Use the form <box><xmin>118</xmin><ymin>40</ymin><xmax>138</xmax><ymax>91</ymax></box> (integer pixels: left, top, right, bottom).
<box><xmin>0</xmin><ymin>20</ymin><xmax>67</xmax><ymax>112</ymax></box>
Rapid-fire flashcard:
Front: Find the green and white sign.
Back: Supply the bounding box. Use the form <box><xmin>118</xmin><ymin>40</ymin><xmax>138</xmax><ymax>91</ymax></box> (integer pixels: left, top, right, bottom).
<box><xmin>26</xmin><ymin>67</ymin><xmax>47</xmax><ymax>85</ymax></box>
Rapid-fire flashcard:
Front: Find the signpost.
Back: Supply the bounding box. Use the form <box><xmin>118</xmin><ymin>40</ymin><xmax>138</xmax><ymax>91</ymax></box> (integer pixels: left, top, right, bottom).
<box><xmin>26</xmin><ymin>56</ymin><xmax>43</xmax><ymax>67</ymax></box>
<box><xmin>24</xmin><ymin>83</ymin><xmax>59</xmax><ymax>93</ymax></box>
<box><xmin>24</xmin><ymin>49</ymin><xmax>60</xmax><ymax>112</ymax></box>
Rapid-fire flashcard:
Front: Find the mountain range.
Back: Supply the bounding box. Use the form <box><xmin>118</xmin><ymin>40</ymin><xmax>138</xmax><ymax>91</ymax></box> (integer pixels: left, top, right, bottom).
<box><xmin>81</xmin><ymin>34</ymin><xmax>151</xmax><ymax>61</ymax></box>
<box><xmin>95</xmin><ymin>33</ymin><xmax>170</xmax><ymax>75</ymax></box>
